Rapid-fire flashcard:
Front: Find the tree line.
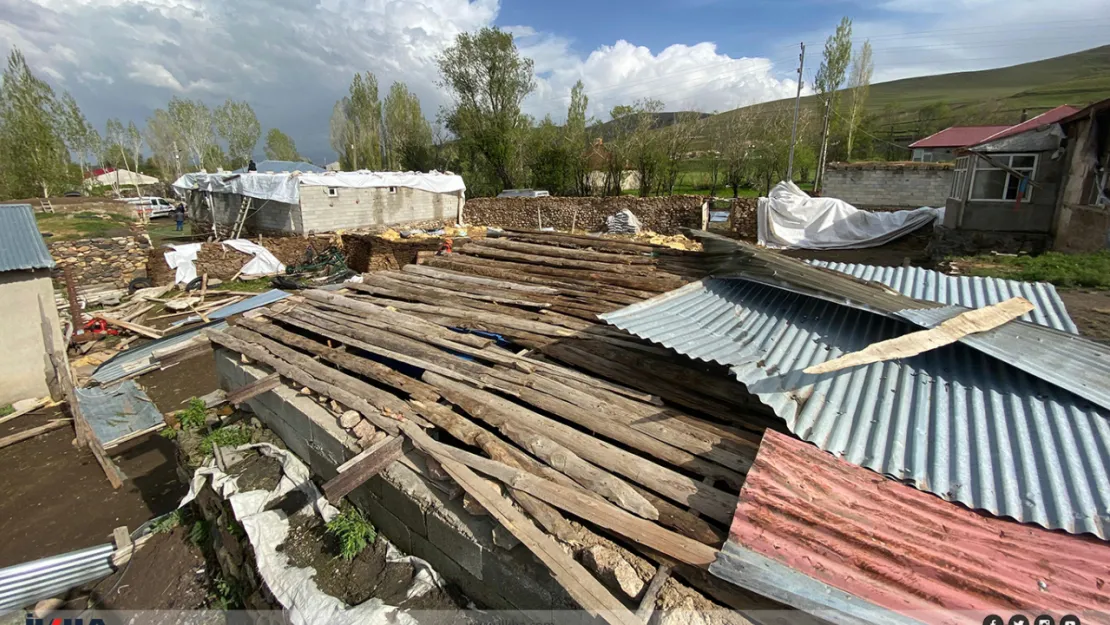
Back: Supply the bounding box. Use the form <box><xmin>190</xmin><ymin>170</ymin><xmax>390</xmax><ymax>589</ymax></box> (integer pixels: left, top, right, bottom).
<box><xmin>2</xmin><ymin>18</ymin><xmax>889</xmax><ymax>201</ymax></box>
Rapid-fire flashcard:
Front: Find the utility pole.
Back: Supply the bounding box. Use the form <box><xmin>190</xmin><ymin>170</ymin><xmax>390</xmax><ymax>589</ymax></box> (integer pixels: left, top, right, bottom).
<box><xmin>786</xmin><ymin>42</ymin><xmax>805</xmax><ymax>182</ymax></box>
<box><xmin>815</xmin><ymin>98</ymin><xmax>831</xmax><ymax>193</ymax></box>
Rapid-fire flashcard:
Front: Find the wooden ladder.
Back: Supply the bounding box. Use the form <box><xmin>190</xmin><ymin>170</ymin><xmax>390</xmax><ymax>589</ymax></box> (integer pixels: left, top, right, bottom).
<box><xmin>39</xmin><ymin>198</ymin><xmax>55</xmax><ymax>214</ymax></box>
<box><xmin>229</xmin><ymin>195</ymin><xmax>252</xmax><ymax>240</ymax></box>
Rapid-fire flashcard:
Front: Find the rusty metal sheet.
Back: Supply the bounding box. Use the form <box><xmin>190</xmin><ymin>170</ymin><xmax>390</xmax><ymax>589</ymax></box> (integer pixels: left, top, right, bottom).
<box><xmin>714</xmin><ymin>430</ymin><xmax>1110</xmax><ymax>624</ymax></box>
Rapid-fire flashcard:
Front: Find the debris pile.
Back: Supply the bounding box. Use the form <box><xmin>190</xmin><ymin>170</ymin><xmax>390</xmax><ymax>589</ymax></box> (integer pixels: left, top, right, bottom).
<box><xmin>606</xmin><ymin>208</ymin><xmax>642</xmax><ymax>234</ymax></box>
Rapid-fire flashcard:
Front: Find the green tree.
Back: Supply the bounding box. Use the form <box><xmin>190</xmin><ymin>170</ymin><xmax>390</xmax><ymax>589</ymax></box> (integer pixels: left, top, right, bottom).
<box><xmin>526</xmin><ymin>115</ymin><xmax>572</xmax><ymax>194</ymax></box>
<box><xmin>438</xmin><ymin>27</ymin><xmax>535</xmax><ymax>191</ymax></box>
<box><xmin>610</xmin><ymin>99</ymin><xmax>665</xmax><ymax>197</ymax></box>
<box><xmin>264</xmin><ymin>128</ymin><xmax>302</xmax><ymax>161</ymax></box>
<box><xmin>845</xmin><ymin>40</ymin><xmax>873</xmax><ymax>160</ymax></box>
<box><xmin>330</xmin><ymin>72</ymin><xmax>383</xmax><ymax>171</ymax></box>
<box><xmin>661</xmin><ymin>111</ymin><xmax>701</xmax><ymax>195</ymax></box>
<box><xmin>383</xmin><ymin>82</ymin><xmax>433</xmax><ymax>171</ymax></box>
<box><xmin>202</xmin><ymin>143</ymin><xmax>226</xmax><ymax>172</ymax></box>
<box><xmin>565</xmin><ymin>80</ymin><xmax>592</xmax><ymax>196</ymax></box>
<box><xmin>104</xmin><ymin>118</ymin><xmax>145</xmax><ymax>203</ymax></box>
<box><xmin>0</xmin><ymin>48</ymin><xmax>74</xmax><ymax>198</ymax></box>
<box><xmin>145</xmin><ymin>108</ymin><xmax>183</xmax><ymax>180</ymax></box>
<box><xmin>814</xmin><ymin>16</ymin><xmax>853</xmax><ymax>188</ymax></box>
<box><xmin>213</xmin><ymin>99</ymin><xmax>260</xmax><ymax>169</ymax></box>
<box><xmin>167</xmin><ymin>97</ymin><xmax>212</xmax><ymax>169</ymax></box>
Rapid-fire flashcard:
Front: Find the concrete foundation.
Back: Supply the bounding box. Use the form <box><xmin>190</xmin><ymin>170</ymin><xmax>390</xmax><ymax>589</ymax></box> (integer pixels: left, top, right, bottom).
<box><xmin>213</xmin><ymin>348</ymin><xmax>579</xmax><ymax>619</ymax></box>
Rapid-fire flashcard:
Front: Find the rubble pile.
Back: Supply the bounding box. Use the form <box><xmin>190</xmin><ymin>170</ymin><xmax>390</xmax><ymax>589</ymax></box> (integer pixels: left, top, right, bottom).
<box><xmin>146</xmin><ymin>236</ymin><xmax>335</xmax><ymax>285</ymax></box>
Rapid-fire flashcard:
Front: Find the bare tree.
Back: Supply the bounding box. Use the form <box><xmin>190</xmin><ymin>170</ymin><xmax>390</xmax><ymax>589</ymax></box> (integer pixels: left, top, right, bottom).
<box><xmin>167</xmin><ymin>97</ymin><xmax>212</xmax><ymax>169</ymax></box>
<box><xmin>145</xmin><ymin>108</ymin><xmax>182</xmax><ymax>181</ymax></box>
<box><xmin>845</xmin><ymin>40</ymin><xmax>873</xmax><ymax>160</ymax></box>
<box><xmin>661</xmin><ymin>111</ymin><xmax>700</xmax><ymax>195</ymax></box>
<box><xmin>720</xmin><ymin>110</ymin><xmax>754</xmax><ymax>198</ymax></box>
<box><xmin>105</xmin><ymin>118</ymin><xmax>146</xmax><ymax>218</ymax></box>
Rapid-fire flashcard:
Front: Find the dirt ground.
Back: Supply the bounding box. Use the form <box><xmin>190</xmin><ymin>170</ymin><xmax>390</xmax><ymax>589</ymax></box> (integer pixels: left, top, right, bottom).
<box><xmin>77</xmin><ymin>526</ymin><xmax>211</xmax><ymax>610</ymax></box>
<box><xmin>778</xmin><ymin>230</ymin><xmax>935</xmax><ymax>268</ymax></box>
<box><xmin>1058</xmin><ymin>289</ymin><xmax>1110</xmax><ymax>343</ymax></box>
<box><xmin>0</xmin><ymin>407</ymin><xmax>184</xmax><ymax>567</ymax></box>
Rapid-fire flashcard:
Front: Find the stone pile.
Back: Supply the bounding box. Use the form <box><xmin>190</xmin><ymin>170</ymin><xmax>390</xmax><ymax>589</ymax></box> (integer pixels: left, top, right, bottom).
<box><xmin>729</xmin><ymin>198</ymin><xmax>759</xmax><ymax>239</ymax></box>
<box><xmin>50</xmin><ymin>236</ymin><xmax>150</xmax><ymax>288</ymax></box>
<box><xmin>463</xmin><ymin>195</ymin><xmax>706</xmax><ymax>234</ymax></box>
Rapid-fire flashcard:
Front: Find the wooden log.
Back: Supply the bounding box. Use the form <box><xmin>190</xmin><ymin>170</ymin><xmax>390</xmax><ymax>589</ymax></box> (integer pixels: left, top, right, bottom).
<box><xmin>436</xmin><ymin>253</ymin><xmax>682</xmax><ymax>293</ymax></box>
<box><xmin>237</xmin><ymin>316</ymin><xmax>443</xmax><ymax>402</ymax></box>
<box><xmin>458</xmin><ymin>242</ymin><xmax>659</xmax><ymax>275</ymax></box>
<box><xmin>300</xmin><ymin>290</ymin><xmax>491</xmax><ymax>348</ymax></box>
<box><xmin>425</xmin><ymin>257</ymin><xmax>651</xmax><ymax>303</ymax></box>
<box><xmin>402</xmin><ymin>264</ymin><xmax>561</xmax><ymax>294</ymax></box>
<box><xmin>636</xmin><ymin>563</ymin><xmax>673</xmax><ymax>622</ymax></box>
<box><xmin>401</xmin><ymin>421</ymin><xmax>720</xmax><ymax>568</ymax></box>
<box><xmin>423</xmin><ymin>373</ymin><xmax>737</xmax><ymax>524</ymax></box>
<box><xmin>225</xmin><ymin>373</ymin><xmax>282</xmax><ymax>406</ymax></box>
<box><xmin>0</xmin><ymin>419</ymin><xmax>72</xmax><ymax>449</ymax></box>
<box><xmin>323</xmin><ymin>435</ymin><xmax>404</xmax><ymax>504</ymax></box>
<box><xmin>372</xmin><ymin>271</ymin><xmax>554</xmax><ymax>308</ymax></box>
<box><xmin>208</xmin><ymin>329</ymin><xmax>406</xmax><ymax>435</ymax></box>
<box><xmin>97</xmin><ymin>315</ymin><xmax>162</xmax><ymax>339</ymax></box>
<box><xmin>502</xmin><ymin>229</ymin><xmax>661</xmax><ymax>253</ymax></box>
<box><xmin>477</xmin><ymin>237</ymin><xmax>656</xmax><ymax>265</ymax></box>
<box><xmin>399</xmin><ymin>421</ymin><xmax>641</xmax><ymax>625</ymax></box>
<box><xmin>0</xmin><ymin>397</ymin><xmax>54</xmax><ymax>426</ymax></box>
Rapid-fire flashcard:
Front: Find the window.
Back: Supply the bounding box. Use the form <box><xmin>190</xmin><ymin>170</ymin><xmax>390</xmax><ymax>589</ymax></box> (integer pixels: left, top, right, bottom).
<box><xmin>388</xmin><ymin>186</ymin><xmax>397</xmax><ymax>194</ymax></box>
<box><xmin>327</xmin><ymin>187</ymin><xmax>338</xmax><ymax>197</ymax></box>
<box><xmin>951</xmin><ymin>156</ymin><xmax>969</xmax><ymax>199</ymax></box>
<box><xmin>969</xmin><ymin>153</ymin><xmax>1037</xmax><ymax>202</ymax></box>
<box><xmin>912</xmin><ymin>148</ymin><xmax>925</xmax><ymax>162</ymax></box>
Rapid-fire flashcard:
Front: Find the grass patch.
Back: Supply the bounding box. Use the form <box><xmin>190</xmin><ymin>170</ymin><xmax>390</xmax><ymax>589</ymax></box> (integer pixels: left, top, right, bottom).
<box><xmin>0</xmin><ymin>405</ymin><xmax>12</xmax><ymax>418</ymax></box>
<box><xmin>150</xmin><ymin>510</ymin><xmax>184</xmax><ymax>534</ymax></box>
<box><xmin>179</xmin><ymin>398</ymin><xmax>208</xmax><ymax>430</ymax></box>
<box><xmin>326</xmin><ymin>506</ymin><xmax>376</xmax><ymax>562</ymax></box>
<box><xmin>146</xmin><ymin>219</ymin><xmax>194</xmax><ymax>247</ymax></box>
<box><xmin>953</xmin><ymin>251</ymin><xmax>1110</xmax><ymax>288</ymax></box>
<box><xmin>35</xmin><ymin>211</ymin><xmax>134</xmax><ymax>241</ymax></box>
<box><xmin>189</xmin><ymin>519</ymin><xmax>210</xmax><ymax>546</ymax></box>
<box><xmin>211</xmin><ymin>277</ymin><xmax>273</xmax><ymax>293</ymax></box>
<box><xmin>200</xmin><ymin>424</ymin><xmax>253</xmax><ymax>455</ymax></box>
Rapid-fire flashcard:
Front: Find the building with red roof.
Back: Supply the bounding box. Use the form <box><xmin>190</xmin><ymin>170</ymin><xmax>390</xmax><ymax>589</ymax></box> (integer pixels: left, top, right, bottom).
<box><xmin>908</xmin><ymin>125</ymin><xmax>1009</xmax><ymax>162</ymax></box>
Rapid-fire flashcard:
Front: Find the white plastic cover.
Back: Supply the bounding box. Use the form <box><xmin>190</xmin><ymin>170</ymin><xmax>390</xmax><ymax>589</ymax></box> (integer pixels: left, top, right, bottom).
<box><xmin>222</xmin><ymin>239</ymin><xmax>286</xmax><ymax>276</ymax></box>
<box><xmin>172</xmin><ymin>170</ymin><xmax>465</xmax><ymax>204</ymax></box>
<box><xmin>164</xmin><ymin>243</ymin><xmax>203</xmax><ymax>285</ymax></box>
<box><xmin>757</xmin><ymin>181</ymin><xmax>943</xmax><ymax>250</ymax></box>
<box><xmin>181</xmin><ymin>443</ymin><xmax>443</xmax><ymax>625</ymax></box>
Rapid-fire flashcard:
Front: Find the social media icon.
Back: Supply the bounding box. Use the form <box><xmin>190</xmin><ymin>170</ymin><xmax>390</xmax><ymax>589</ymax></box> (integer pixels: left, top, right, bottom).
<box><xmin>1010</xmin><ymin>615</ymin><xmax>1030</xmax><ymax>625</ymax></box>
<box><xmin>983</xmin><ymin>615</ymin><xmax>1005</xmax><ymax>625</ymax></box>
<box><xmin>1059</xmin><ymin>615</ymin><xmax>1080</xmax><ymax>625</ymax></box>
<box><xmin>1035</xmin><ymin>615</ymin><xmax>1055</xmax><ymax>625</ymax></box>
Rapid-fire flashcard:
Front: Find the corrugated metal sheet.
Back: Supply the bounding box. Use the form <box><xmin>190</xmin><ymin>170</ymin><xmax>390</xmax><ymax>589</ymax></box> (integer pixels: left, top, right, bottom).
<box><xmin>714</xmin><ymin>430</ymin><xmax>1110</xmax><ymax>623</ymax></box>
<box><xmin>602</xmin><ymin>278</ymin><xmax>1110</xmax><ymax>538</ymax></box>
<box><xmin>0</xmin><ymin>543</ymin><xmax>114</xmax><ymax>613</ymax></box>
<box><xmin>171</xmin><ymin>288</ymin><xmax>289</xmax><ymax>327</ymax></box>
<box><xmin>808</xmin><ymin>260</ymin><xmax>1077</xmax><ymax>333</ymax></box>
<box><xmin>76</xmin><ymin>380</ymin><xmax>164</xmax><ymax>446</ymax></box>
<box><xmin>907</xmin><ymin>125</ymin><xmax>1010</xmax><ymax>149</ymax></box>
<box><xmin>0</xmin><ymin>204</ymin><xmax>55</xmax><ymax>272</ymax></box>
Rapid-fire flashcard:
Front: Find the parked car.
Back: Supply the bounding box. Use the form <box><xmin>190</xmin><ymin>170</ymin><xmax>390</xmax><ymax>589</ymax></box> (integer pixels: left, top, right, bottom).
<box><xmin>497</xmin><ymin>189</ymin><xmax>550</xmax><ymax>198</ymax></box>
<box><xmin>125</xmin><ymin>196</ymin><xmax>176</xmax><ymax>218</ymax></box>
<box><xmin>63</xmin><ymin>190</ymin><xmax>82</xmax><ymax>197</ymax></box>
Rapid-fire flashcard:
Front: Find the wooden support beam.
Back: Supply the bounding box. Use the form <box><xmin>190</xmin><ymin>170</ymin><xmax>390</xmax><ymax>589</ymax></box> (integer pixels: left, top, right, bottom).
<box><xmin>97</xmin><ymin>315</ymin><xmax>163</xmax><ymax>339</ymax></box>
<box><xmin>636</xmin><ymin>563</ymin><xmax>673</xmax><ymax>622</ymax></box>
<box><xmin>0</xmin><ymin>397</ymin><xmax>55</xmax><ymax>426</ymax></box>
<box><xmin>0</xmin><ymin>419</ymin><xmax>72</xmax><ymax>449</ymax></box>
<box><xmin>225</xmin><ymin>373</ymin><xmax>281</xmax><ymax>406</ymax></box>
<box><xmin>323</xmin><ymin>435</ymin><xmax>404</xmax><ymax>504</ymax></box>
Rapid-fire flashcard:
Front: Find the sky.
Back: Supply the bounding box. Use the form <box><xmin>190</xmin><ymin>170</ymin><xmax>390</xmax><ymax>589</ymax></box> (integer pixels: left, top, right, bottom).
<box><xmin>2</xmin><ymin>0</ymin><xmax>1108</xmax><ymax>164</ymax></box>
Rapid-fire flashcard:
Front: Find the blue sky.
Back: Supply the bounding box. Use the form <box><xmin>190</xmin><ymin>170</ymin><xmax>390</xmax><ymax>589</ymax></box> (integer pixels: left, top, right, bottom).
<box><xmin>2</xmin><ymin>0</ymin><xmax>1108</xmax><ymax>163</ymax></box>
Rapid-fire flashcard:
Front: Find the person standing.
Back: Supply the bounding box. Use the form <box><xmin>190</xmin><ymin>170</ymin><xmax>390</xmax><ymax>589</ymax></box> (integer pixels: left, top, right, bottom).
<box><xmin>175</xmin><ymin>202</ymin><xmax>186</xmax><ymax>232</ymax></box>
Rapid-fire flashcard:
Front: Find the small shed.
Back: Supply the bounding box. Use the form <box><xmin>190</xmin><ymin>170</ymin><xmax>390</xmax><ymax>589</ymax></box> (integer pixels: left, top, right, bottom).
<box><xmin>908</xmin><ymin>125</ymin><xmax>1010</xmax><ymax>162</ymax></box>
<box><xmin>0</xmin><ymin>204</ymin><xmax>64</xmax><ymax>405</ymax></box>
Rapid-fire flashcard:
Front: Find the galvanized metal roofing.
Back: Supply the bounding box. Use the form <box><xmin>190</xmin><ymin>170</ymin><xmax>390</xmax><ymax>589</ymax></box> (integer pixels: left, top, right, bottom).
<box><xmin>602</xmin><ymin>278</ymin><xmax>1110</xmax><ymax>538</ymax></box>
<box><xmin>0</xmin><ymin>204</ymin><xmax>55</xmax><ymax>272</ymax></box>
<box><xmin>808</xmin><ymin>260</ymin><xmax>1077</xmax><ymax>333</ymax></box>
<box><xmin>713</xmin><ymin>430</ymin><xmax>1110</xmax><ymax>624</ymax></box>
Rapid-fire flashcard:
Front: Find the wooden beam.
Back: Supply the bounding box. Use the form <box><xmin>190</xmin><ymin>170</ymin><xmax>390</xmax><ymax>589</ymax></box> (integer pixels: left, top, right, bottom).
<box><xmin>635</xmin><ymin>564</ymin><xmax>673</xmax><ymax>622</ymax></box>
<box><xmin>323</xmin><ymin>435</ymin><xmax>404</xmax><ymax>504</ymax></box>
<box><xmin>97</xmin><ymin>315</ymin><xmax>163</xmax><ymax>339</ymax></box>
<box><xmin>225</xmin><ymin>373</ymin><xmax>281</xmax><ymax>406</ymax></box>
<box><xmin>0</xmin><ymin>419</ymin><xmax>72</xmax><ymax>449</ymax></box>
<box><xmin>399</xmin><ymin>421</ymin><xmax>643</xmax><ymax>625</ymax></box>
<box><xmin>0</xmin><ymin>397</ymin><xmax>55</xmax><ymax>426</ymax></box>
<box><xmin>804</xmin><ymin>297</ymin><xmax>1035</xmax><ymax>375</ymax></box>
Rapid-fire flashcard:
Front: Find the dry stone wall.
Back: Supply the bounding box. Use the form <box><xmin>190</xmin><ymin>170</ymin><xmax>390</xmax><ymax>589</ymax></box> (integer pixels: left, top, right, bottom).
<box><xmin>463</xmin><ymin>195</ymin><xmax>707</xmax><ymax>234</ymax></box>
<box><xmin>729</xmin><ymin>198</ymin><xmax>759</xmax><ymax>239</ymax></box>
<box><xmin>50</xmin><ymin>236</ymin><xmax>150</xmax><ymax>288</ymax></box>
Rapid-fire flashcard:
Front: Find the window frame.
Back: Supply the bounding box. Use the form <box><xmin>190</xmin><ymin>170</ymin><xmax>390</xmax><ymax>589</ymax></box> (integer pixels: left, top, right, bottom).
<box><xmin>950</xmin><ymin>156</ymin><xmax>969</xmax><ymax>200</ymax></box>
<box><xmin>969</xmin><ymin>153</ymin><xmax>1038</xmax><ymax>202</ymax></box>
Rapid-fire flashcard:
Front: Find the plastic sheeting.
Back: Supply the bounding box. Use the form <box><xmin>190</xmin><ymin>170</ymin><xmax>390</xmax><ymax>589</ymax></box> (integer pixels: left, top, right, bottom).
<box><xmin>75</xmin><ymin>380</ymin><xmax>163</xmax><ymax>447</ymax></box>
<box><xmin>172</xmin><ymin>170</ymin><xmax>465</xmax><ymax>204</ymax></box>
<box><xmin>757</xmin><ymin>181</ymin><xmax>942</xmax><ymax>250</ymax></box>
<box><xmin>164</xmin><ymin>243</ymin><xmax>203</xmax><ymax>284</ymax></box>
<box><xmin>222</xmin><ymin>239</ymin><xmax>285</xmax><ymax>276</ymax></box>
<box><xmin>181</xmin><ymin>444</ymin><xmax>443</xmax><ymax>625</ymax></box>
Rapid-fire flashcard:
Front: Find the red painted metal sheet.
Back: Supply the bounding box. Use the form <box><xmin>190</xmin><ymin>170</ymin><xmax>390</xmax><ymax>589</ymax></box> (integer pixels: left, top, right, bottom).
<box><xmin>729</xmin><ymin>430</ymin><xmax>1110</xmax><ymax>623</ymax></box>
<box><xmin>909</xmin><ymin>126</ymin><xmax>1010</xmax><ymax>148</ymax></box>
<box><xmin>974</xmin><ymin>105</ymin><xmax>1081</xmax><ymax>145</ymax></box>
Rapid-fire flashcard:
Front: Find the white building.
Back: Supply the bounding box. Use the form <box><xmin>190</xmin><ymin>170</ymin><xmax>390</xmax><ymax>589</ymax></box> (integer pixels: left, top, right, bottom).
<box><xmin>173</xmin><ymin>170</ymin><xmax>466</xmax><ymax>236</ymax></box>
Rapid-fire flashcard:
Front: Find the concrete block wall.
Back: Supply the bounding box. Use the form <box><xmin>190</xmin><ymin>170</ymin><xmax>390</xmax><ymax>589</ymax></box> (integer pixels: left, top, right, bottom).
<box><xmin>213</xmin><ymin>349</ymin><xmax>575</xmax><ymax>618</ymax></box>
<box><xmin>191</xmin><ymin>192</ymin><xmax>304</xmax><ymax>236</ymax></box>
<box><xmin>298</xmin><ymin>185</ymin><xmax>462</xmax><ymax>233</ymax></box>
<box><xmin>823</xmin><ymin>162</ymin><xmax>954</xmax><ymax>209</ymax></box>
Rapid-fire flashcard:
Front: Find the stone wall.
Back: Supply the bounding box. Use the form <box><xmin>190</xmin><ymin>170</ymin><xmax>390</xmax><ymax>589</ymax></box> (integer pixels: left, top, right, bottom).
<box><xmin>146</xmin><ymin>235</ymin><xmax>335</xmax><ymax>285</ymax></box>
<box><xmin>823</xmin><ymin>162</ymin><xmax>953</xmax><ymax>209</ymax></box>
<box><xmin>345</xmin><ymin>235</ymin><xmax>446</xmax><ymax>273</ymax></box>
<box><xmin>928</xmin><ymin>226</ymin><xmax>1049</xmax><ymax>258</ymax></box>
<box><xmin>463</xmin><ymin>195</ymin><xmax>707</xmax><ymax>234</ymax></box>
<box><xmin>49</xmin><ymin>236</ymin><xmax>150</xmax><ymax>288</ymax></box>
<box><xmin>729</xmin><ymin>198</ymin><xmax>759</xmax><ymax>239</ymax></box>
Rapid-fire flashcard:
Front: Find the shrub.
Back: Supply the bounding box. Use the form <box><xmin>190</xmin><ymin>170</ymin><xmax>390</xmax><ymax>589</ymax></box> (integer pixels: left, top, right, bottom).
<box><xmin>326</xmin><ymin>506</ymin><xmax>376</xmax><ymax>561</ymax></box>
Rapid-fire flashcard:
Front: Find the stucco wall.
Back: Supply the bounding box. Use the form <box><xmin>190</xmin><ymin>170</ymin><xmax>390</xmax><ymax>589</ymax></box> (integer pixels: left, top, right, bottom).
<box><xmin>298</xmin><ymin>185</ymin><xmax>462</xmax><ymax>233</ymax></box>
<box><xmin>1053</xmin><ymin>204</ymin><xmax>1110</xmax><ymax>252</ymax></box>
<box><xmin>944</xmin><ymin>150</ymin><xmax>1064</xmax><ymax>233</ymax></box>
<box><xmin>823</xmin><ymin>162</ymin><xmax>953</xmax><ymax>209</ymax></box>
<box><xmin>0</xmin><ymin>271</ymin><xmax>62</xmax><ymax>405</ymax></box>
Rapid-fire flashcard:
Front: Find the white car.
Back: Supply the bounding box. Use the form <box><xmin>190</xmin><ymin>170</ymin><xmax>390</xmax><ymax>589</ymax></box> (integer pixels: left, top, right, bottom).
<box><xmin>497</xmin><ymin>189</ymin><xmax>550</xmax><ymax>198</ymax></box>
<box><xmin>125</xmin><ymin>196</ymin><xmax>176</xmax><ymax>218</ymax></box>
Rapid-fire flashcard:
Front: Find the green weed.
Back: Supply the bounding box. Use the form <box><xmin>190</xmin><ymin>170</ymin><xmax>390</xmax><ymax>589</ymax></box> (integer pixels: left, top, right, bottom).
<box><xmin>189</xmin><ymin>519</ymin><xmax>209</xmax><ymax>545</ymax></box>
<box><xmin>326</xmin><ymin>506</ymin><xmax>376</xmax><ymax>562</ymax></box>
<box><xmin>179</xmin><ymin>398</ymin><xmax>208</xmax><ymax>430</ymax></box>
<box><xmin>0</xmin><ymin>405</ymin><xmax>13</xmax><ymax>418</ymax></box>
<box><xmin>160</xmin><ymin>427</ymin><xmax>178</xmax><ymax>440</ymax></box>
<box><xmin>953</xmin><ymin>251</ymin><xmax>1110</xmax><ymax>289</ymax></box>
<box><xmin>200</xmin><ymin>425</ymin><xmax>253</xmax><ymax>456</ymax></box>
<box><xmin>208</xmin><ymin>574</ymin><xmax>243</xmax><ymax>610</ymax></box>
<box><xmin>211</xmin><ymin>277</ymin><xmax>273</xmax><ymax>293</ymax></box>
<box><xmin>150</xmin><ymin>510</ymin><xmax>183</xmax><ymax>534</ymax></box>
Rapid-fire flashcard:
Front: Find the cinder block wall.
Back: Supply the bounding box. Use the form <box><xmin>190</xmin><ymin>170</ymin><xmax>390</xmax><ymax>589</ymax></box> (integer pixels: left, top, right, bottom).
<box><xmin>190</xmin><ymin>192</ymin><xmax>303</xmax><ymax>236</ymax></box>
<box><xmin>214</xmin><ymin>350</ymin><xmax>576</xmax><ymax>619</ymax></box>
<box><xmin>298</xmin><ymin>186</ymin><xmax>462</xmax><ymax>233</ymax></box>
<box><xmin>823</xmin><ymin>162</ymin><xmax>954</xmax><ymax>209</ymax></box>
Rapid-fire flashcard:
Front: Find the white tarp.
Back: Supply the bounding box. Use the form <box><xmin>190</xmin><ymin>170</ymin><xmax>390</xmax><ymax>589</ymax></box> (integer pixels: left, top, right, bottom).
<box><xmin>181</xmin><ymin>443</ymin><xmax>443</xmax><ymax>625</ymax></box>
<box><xmin>172</xmin><ymin>170</ymin><xmax>465</xmax><ymax>204</ymax></box>
<box><xmin>164</xmin><ymin>243</ymin><xmax>203</xmax><ymax>285</ymax></box>
<box><xmin>222</xmin><ymin>239</ymin><xmax>286</xmax><ymax>276</ymax></box>
<box><xmin>757</xmin><ymin>181</ymin><xmax>943</xmax><ymax>250</ymax></box>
